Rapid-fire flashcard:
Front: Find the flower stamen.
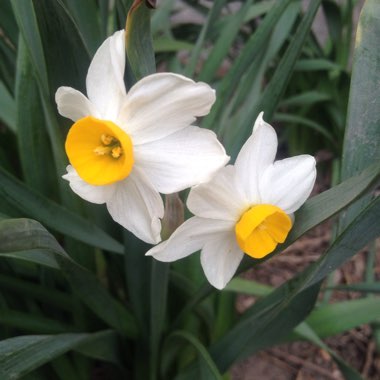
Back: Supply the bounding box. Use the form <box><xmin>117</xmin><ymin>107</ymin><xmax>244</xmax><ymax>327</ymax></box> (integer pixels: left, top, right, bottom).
<box><xmin>94</xmin><ymin>134</ymin><xmax>123</xmax><ymax>159</ymax></box>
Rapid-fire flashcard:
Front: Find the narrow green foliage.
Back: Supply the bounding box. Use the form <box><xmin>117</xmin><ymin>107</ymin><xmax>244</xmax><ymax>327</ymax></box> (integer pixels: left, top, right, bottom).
<box><xmin>339</xmin><ymin>0</ymin><xmax>380</xmax><ymax>229</ymax></box>
<box><xmin>0</xmin><ymin>167</ymin><xmax>123</xmax><ymax>254</ymax></box>
<box><xmin>15</xmin><ymin>37</ymin><xmax>56</xmax><ymax>196</ymax></box>
<box><xmin>170</xmin><ymin>331</ymin><xmax>223</xmax><ymax>380</ymax></box>
<box><xmin>0</xmin><ymin>218</ymin><xmax>137</xmax><ymax>337</ymax></box>
<box><xmin>228</xmin><ymin>0</ymin><xmax>322</xmax><ymax>157</ymax></box>
<box><xmin>0</xmin><ymin>333</ymin><xmax>101</xmax><ymax>380</ymax></box>
<box><xmin>305</xmin><ymin>297</ymin><xmax>380</xmax><ymax>339</ymax></box>
<box><xmin>0</xmin><ymin>81</ymin><xmax>16</xmax><ymax>132</ymax></box>
<box><xmin>126</xmin><ymin>0</ymin><xmax>155</xmax><ymax>80</ymax></box>
<box><xmin>293</xmin><ymin>323</ymin><xmax>362</xmax><ymax>380</ymax></box>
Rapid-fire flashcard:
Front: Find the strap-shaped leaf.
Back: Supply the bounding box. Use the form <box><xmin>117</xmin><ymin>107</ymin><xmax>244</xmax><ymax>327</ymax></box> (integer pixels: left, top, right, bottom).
<box><xmin>339</xmin><ymin>0</ymin><xmax>380</xmax><ymax>230</ymax></box>
<box><xmin>0</xmin><ymin>167</ymin><xmax>123</xmax><ymax>254</ymax></box>
<box><xmin>0</xmin><ymin>218</ymin><xmax>137</xmax><ymax>337</ymax></box>
<box><xmin>305</xmin><ymin>297</ymin><xmax>380</xmax><ymax>339</ymax></box>
<box><xmin>293</xmin><ymin>323</ymin><xmax>362</xmax><ymax>380</ymax></box>
<box><xmin>0</xmin><ymin>330</ymin><xmax>120</xmax><ymax>380</ymax></box>
<box><xmin>15</xmin><ymin>37</ymin><xmax>56</xmax><ymax>196</ymax></box>
<box><xmin>228</xmin><ymin>0</ymin><xmax>322</xmax><ymax>157</ymax></box>
<box><xmin>126</xmin><ymin>0</ymin><xmax>155</xmax><ymax>81</ymax></box>
<box><xmin>11</xmin><ymin>0</ymin><xmax>49</xmax><ymax>93</ymax></box>
<box><xmin>169</xmin><ymin>331</ymin><xmax>222</xmax><ymax>380</ymax></box>
<box><xmin>0</xmin><ymin>81</ymin><xmax>16</xmax><ymax>132</ymax></box>
<box><xmin>203</xmin><ymin>0</ymin><xmax>293</xmax><ymax>131</ymax></box>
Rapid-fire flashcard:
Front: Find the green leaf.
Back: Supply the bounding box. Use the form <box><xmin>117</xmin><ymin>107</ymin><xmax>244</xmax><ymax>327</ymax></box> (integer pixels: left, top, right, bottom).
<box><xmin>0</xmin><ymin>0</ymin><xmax>18</xmax><ymax>46</ymax></box>
<box><xmin>10</xmin><ymin>0</ymin><xmax>49</xmax><ymax>93</ymax></box>
<box><xmin>274</xmin><ymin>113</ymin><xmax>336</xmax><ymax>144</ymax></box>
<box><xmin>150</xmin><ymin>260</ymin><xmax>169</xmax><ymax>376</ymax></box>
<box><xmin>74</xmin><ymin>330</ymin><xmax>123</xmax><ymax>368</ymax></box>
<box><xmin>0</xmin><ymin>332</ymin><xmax>109</xmax><ymax>380</ymax></box>
<box><xmin>170</xmin><ymin>331</ymin><xmax>223</xmax><ymax>380</ymax></box>
<box><xmin>198</xmin><ymin>0</ymin><xmax>254</xmax><ymax>83</ymax></box>
<box><xmin>243</xmin><ymin>1</ymin><xmax>275</xmax><ymax>23</ymax></box>
<box><xmin>183</xmin><ymin>0</ymin><xmax>227</xmax><ymax>78</ymax></box>
<box><xmin>279</xmin><ymin>91</ymin><xmax>331</xmax><ymax>107</ymax></box>
<box><xmin>0</xmin><ymin>218</ymin><xmax>137</xmax><ymax>337</ymax></box>
<box><xmin>63</xmin><ymin>0</ymin><xmax>103</xmax><ymax>55</ymax></box>
<box><xmin>294</xmin><ymin>58</ymin><xmax>342</xmax><ymax>72</ymax></box>
<box><xmin>305</xmin><ymin>297</ymin><xmax>380</xmax><ymax>339</ymax></box>
<box><xmin>0</xmin><ymin>167</ymin><xmax>123</xmax><ymax>254</ymax></box>
<box><xmin>0</xmin><ymin>274</ymin><xmax>74</xmax><ymax>311</ymax></box>
<box><xmin>203</xmin><ymin>0</ymin><xmax>293</xmax><ymax>131</ymax></box>
<box><xmin>223</xmin><ymin>278</ymin><xmax>272</xmax><ymax>297</ymax></box>
<box><xmin>208</xmin><ymin>283</ymin><xmax>321</xmax><ymax>373</ymax></box>
<box><xmin>32</xmin><ymin>0</ymin><xmax>90</xmax><ymax>95</ymax></box>
<box><xmin>11</xmin><ymin>0</ymin><xmax>70</xmax><ymax>189</ymax></box>
<box><xmin>126</xmin><ymin>0</ymin><xmax>155</xmax><ymax>80</ymax></box>
<box><xmin>293</xmin><ymin>323</ymin><xmax>362</xmax><ymax>380</ymax></box>
<box><xmin>228</xmin><ymin>0</ymin><xmax>322</xmax><ymax>156</ymax></box>
<box><xmin>153</xmin><ymin>37</ymin><xmax>193</xmax><ymax>53</ymax></box>
<box><xmin>0</xmin><ymin>310</ymin><xmax>76</xmax><ymax>334</ymax></box>
<box><xmin>339</xmin><ymin>0</ymin><xmax>380</xmax><ymax>230</ymax></box>
<box><xmin>15</xmin><ymin>36</ymin><xmax>56</xmax><ymax>196</ymax></box>
<box><xmin>331</xmin><ymin>283</ymin><xmax>380</xmax><ymax>293</ymax></box>
<box><xmin>0</xmin><ymin>81</ymin><xmax>16</xmax><ymax>132</ymax></box>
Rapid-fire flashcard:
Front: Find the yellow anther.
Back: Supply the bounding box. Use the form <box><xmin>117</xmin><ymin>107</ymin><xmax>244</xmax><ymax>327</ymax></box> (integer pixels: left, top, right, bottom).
<box><xmin>94</xmin><ymin>145</ymin><xmax>112</xmax><ymax>155</ymax></box>
<box><xmin>101</xmin><ymin>134</ymin><xmax>116</xmax><ymax>145</ymax></box>
<box><xmin>111</xmin><ymin>146</ymin><xmax>123</xmax><ymax>158</ymax></box>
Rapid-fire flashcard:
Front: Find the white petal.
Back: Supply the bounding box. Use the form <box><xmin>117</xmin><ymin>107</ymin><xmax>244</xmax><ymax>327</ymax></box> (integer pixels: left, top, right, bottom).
<box><xmin>62</xmin><ymin>166</ymin><xmax>115</xmax><ymax>204</ymax></box>
<box><xmin>147</xmin><ymin>216</ymin><xmax>234</xmax><ymax>262</ymax></box>
<box><xmin>201</xmin><ymin>231</ymin><xmax>244</xmax><ymax>290</ymax></box>
<box><xmin>55</xmin><ymin>87</ymin><xmax>100</xmax><ymax>121</ymax></box>
<box><xmin>118</xmin><ymin>73</ymin><xmax>216</xmax><ymax>144</ymax></box>
<box><xmin>134</xmin><ymin>126</ymin><xmax>229</xmax><ymax>193</ymax></box>
<box><xmin>235</xmin><ymin>112</ymin><xmax>278</xmax><ymax>204</ymax></box>
<box><xmin>86</xmin><ymin>30</ymin><xmax>126</xmax><ymax>120</ymax></box>
<box><xmin>260</xmin><ymin>155</ymin><xmax>316</xmax><ymax>214</ymax></box>
<box><xmin>106</xmin><ymin>168</ymin><xmax>164</xmax><ymax>244</ymax></box>
<box><xmin>187</xmin><ymin>165</ymin><xmax>247</xmax><ymax>221</ymax></box>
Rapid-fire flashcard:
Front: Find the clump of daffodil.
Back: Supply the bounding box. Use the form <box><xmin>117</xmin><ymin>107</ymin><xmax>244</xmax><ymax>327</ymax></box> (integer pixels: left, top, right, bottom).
<box><xmin>56</xmin><ymin>30</ymin><xmax>229</xmax><ymax>244</ymax></box>
<box><xmin>147</xmin><ymin>113</ymin><xmax>316</xmax><ymax>289</ymax></box>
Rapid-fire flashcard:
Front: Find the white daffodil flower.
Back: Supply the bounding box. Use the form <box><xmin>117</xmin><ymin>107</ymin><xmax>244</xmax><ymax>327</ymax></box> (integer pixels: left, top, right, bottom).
<box><xmin>55</xmin><ymin>30</ymin><xmax>229</xmax><ymax>244</ymax></box>
<box><xmin>147</xmin><ymin>113</ymin><xmax>316</xmax><ymax>289</ymax></box>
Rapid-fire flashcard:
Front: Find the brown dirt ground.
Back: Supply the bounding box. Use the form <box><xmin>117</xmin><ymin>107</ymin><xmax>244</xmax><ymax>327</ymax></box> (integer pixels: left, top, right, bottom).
<box><xmin>231</xmin><ymin>156</ymin><xmax>380</xmax><ymax>380</ymax></box>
